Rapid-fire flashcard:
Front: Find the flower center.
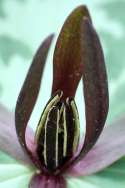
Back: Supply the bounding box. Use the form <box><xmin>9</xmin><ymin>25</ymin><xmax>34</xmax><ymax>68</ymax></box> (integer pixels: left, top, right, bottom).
<box><xmin>35</xmin><ymin>91</ymin><xmax>80</xmax><ymax>173</ymax></box>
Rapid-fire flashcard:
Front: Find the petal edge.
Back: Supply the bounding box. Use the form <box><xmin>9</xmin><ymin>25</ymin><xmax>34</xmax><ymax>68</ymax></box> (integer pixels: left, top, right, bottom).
<box><xmin>67</xmin><ymin>117</ymin><xmax>125</xmax><ymax>176</ymax></box>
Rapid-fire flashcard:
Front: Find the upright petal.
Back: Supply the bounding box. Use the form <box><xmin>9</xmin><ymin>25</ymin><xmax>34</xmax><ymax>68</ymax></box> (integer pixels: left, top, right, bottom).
<box><xmin>0</xmin><ymin>104</ymin><xmax>33</xmax><ymax>165</ymax></box>
<box><xmin>29</xmin><ymin>174</ymin><xmax>66</xmax><ymax>188</ymax></box>
<box><xmin>72</xmin><ymin>18</ymin><xmax>109</xmax><ymax>164</ymax></box>
<box><xmin>67</xmin><ymin>117</ymin><xmax>125</xmax><ymax>176</ymax></box>
<box><xmin>52</xmin><ymin>6</ymin><xmax>91</xmax><ymax>100</ymax></box>
<box><xmin>15</xmin><ymin>35</ymin><xmax>54</xmax><ymax>159</ymax></box>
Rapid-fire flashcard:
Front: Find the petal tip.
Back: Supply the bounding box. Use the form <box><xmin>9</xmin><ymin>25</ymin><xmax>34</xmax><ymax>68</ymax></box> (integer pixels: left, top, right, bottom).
<box><xmin>72</xmin><ymin>5</ymin><xmax>92</xmax><ymax>22</ymax></box>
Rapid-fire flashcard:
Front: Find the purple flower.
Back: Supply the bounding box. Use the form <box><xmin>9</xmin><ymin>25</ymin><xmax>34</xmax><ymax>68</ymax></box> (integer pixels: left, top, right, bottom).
<box><xmin>0</xmin><ymin>5</ymin><xmax>125</xmax><ymax>188</ymax></box>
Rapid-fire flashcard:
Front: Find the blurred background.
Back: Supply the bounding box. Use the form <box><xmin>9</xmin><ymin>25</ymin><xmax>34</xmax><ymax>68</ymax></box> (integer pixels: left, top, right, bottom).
<box><xmin>0</xmin><ymin>0</ymin><xmax>125</xmax><ymax>187</ymax></box>
<box><xmin>0</xmin><ymin>0</ymin><xmax>125</xmax><ymax>124</ymax></box>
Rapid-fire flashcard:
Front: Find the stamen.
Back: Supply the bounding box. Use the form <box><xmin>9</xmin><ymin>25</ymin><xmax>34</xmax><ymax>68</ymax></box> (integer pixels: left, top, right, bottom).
<box><xmin>35</xmin><ymin>91</ymin><xmax>62</xmax><ymax>142</ymax></box>
<box><xmin>36</xmin><ymin>92</ymin><xmax>80</xmax><ymax>173</ymax></box>
<box><xmin>70</xmin><ymin>100</ymin><xmax>80</xmax><ymax>153</ymax></box>
<box><xmin>63</xmin><ymin>106</ymin><xmax>67</xmax><ymax>157</ymax></box>
<box><xmin>43</xmin><ymin>110</ymin><xmax>49</xmax><ymax>166</ymax></box>
<box><xmin>55</xmin><ymin>110</ymin><xmax>60</xmax><ymax>167</ymax></box>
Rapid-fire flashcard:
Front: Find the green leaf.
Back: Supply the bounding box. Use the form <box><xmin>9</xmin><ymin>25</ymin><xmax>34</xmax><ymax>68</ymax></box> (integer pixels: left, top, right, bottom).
<box><xmin>67</xmin><ymin>158</ymin><xmax>125</xmax><ymax>188</ymax></box>
<box><xmin>0</xmin><ymin>151</ymin><xmax>17</xmax><ymax>164</ymax></box>
<box><xmin>0</xmin><ymin>151</ymin><xmax>34</xmax><ymax>188</ymax></box>
<box><xmin>0</xmin><ymin>173</ymin><xmax>33</xmax><ymax>188</ymax></box>
<box><xmin>0</xmin><ymin>164</ymin><xmax>32</xmax><ymax>182</ymax></box>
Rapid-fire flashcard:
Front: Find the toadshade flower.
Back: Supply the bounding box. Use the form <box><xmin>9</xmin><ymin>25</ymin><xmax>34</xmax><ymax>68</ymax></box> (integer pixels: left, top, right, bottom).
<box><xmin>0</xmin><ymin>5</ymin><xmax>125</xmax><ymax>188</ymax></box>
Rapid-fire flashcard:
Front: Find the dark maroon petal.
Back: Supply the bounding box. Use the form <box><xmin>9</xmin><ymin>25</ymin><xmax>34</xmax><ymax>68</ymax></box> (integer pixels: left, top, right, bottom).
<box><xmin>15</xmin><ymin>35</ymin><xmax>54</xmax><ymax>158</ymax></box>
<box><xmin>52</xmin><ymin>6</ymin><xmax>91</xmax><ymax>100</ymax></box>
<box><xmin>0</xmin><ymin>104</ymin><xmax>33</xmax><ymax>165</ymax></box>
<box><xmin>67</xmin><ymin>117</ymin><xmax>125</xmax><ymax>176</ymax></box>
<box><xmin>29</xmin><ymin>174</ymin><xmax>66</xmax><ymax>188</ymax></box>
<box><xmin>72</xmin><ymin>18</ymin><xmax>109</xmax><ymax>164</ymax></box>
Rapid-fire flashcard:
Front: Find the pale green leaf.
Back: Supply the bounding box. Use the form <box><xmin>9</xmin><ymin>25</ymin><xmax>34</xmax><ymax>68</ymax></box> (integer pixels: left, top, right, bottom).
<box><xmin>0</xmin><ymin>173</ymin><xmax>33</xmax><ymax>188</ymax></box>
<box><xmin>67</xmin><ymin>158</ymin><xmax>125</xmax><ymax>188</ymax></box>
<box><xmin>0</xmin><ymin>151</ymin><xmax>34</xmax><ymax>188</ymax></box>
<box><xmin>0</xmin><ymin>151</ymin><xmax>18</xmax><ymax>164</ymax></box>
<box><xmin>0</xmin><ymin>164</ymin><xmax>33</xmax><ymax>182</ymax></box>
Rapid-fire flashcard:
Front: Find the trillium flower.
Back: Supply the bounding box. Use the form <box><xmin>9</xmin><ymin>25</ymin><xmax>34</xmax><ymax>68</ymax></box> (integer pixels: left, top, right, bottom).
<box><xmin>0</xmin><ymin>5</ymin><xmax>125</xmax><ymax>188</ymax></box>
